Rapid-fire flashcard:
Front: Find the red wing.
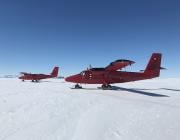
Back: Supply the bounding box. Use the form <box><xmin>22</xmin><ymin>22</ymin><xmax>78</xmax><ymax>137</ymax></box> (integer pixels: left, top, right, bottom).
<box><xmin>20</xmin><ymin>72</ymin><xmax>36</xmax><ymax>76</ymax></box>
<box><xmin>20</xmin><ymin>72</ymin><xmax>31</xmax><ymax>75</ymax></box>
<box><xmin>105</xmin><ymin>59</ymin><xmax>135</xmax><ymax>71</ymax></box>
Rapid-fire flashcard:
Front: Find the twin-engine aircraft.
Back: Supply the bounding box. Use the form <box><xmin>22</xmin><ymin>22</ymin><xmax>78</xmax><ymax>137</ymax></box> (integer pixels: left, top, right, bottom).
<box><xmin>19</xmin><ymin>67</ymin><xmax>59</xmax><ymax>82</ymax></box>
<box><xmin>65</xmin><ymin>53</ymin><xmax>164</xmax><ymax>89</ymax></box>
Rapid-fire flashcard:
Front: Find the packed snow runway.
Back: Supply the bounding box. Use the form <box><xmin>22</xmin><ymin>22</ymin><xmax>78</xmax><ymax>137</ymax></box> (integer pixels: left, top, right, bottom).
<box><xmin>0</xmin><ymin>78</ymin><xmax>180</xmax><ymax>140</ymax></box>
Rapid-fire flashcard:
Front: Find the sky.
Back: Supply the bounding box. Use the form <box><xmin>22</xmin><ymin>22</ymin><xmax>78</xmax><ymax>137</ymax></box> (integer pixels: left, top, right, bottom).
<box><xmin>0</xmin><ymin>0</ymin><xmax>179</xmax><ymax>77</ymax></box>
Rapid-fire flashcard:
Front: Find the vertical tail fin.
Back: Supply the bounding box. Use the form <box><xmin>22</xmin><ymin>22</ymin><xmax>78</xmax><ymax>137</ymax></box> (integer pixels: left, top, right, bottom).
<box><xmin>51</xmin><ymin>67</ymin><xmax>59</xmax><ymax>77</ymax></box>
<box><xmin>144</xmin><ymin>53</ymin><xmax>162</xmax><ymax>77</ymax></box>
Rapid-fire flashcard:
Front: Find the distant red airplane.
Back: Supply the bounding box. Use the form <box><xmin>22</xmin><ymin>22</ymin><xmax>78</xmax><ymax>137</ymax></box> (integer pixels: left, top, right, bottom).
<box><xmin>65</xmin><ymin>53</ymin><xmax>164</xmax><ymax>89</ymax></box>
<box><xmin>19</xmin><ymin>67</ymin><xmax>59</xmax><ymax>82</ymax></box>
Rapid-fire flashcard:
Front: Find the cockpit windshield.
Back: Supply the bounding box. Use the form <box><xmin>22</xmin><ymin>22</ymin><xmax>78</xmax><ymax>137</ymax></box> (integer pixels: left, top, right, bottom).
<box><xmin>80</xmin><ymin>71</ymin><xmax>86</xmax><ymax>76</ymax></box>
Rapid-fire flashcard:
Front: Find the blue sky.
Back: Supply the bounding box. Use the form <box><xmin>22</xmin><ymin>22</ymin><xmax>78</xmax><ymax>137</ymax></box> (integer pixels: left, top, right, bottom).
<box><xmin>0</xmin><ymin>0</ymin><xmax>179</xmax><ymax>77</ymax></box>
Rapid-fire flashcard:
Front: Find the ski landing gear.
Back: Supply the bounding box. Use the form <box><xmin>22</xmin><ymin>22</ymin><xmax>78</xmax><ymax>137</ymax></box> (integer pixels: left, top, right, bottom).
<box><xmin>70</xmin><ymin>84</ymin><xmax>83</xmax><ymax>89</ymax></box>
<box><xmin>74</xmin><ymin>84</ymin><xmax>82</xmax><ymax>89</ymax></box>
<box><xmin>101</xmin><ymin>84</ymin><xmax>112</xmax><ymax>90</ymax></box>
<box><xmin>32</xmin><ymin>80</ymin><xmax>39</xmax><ymax>82</ymax></box>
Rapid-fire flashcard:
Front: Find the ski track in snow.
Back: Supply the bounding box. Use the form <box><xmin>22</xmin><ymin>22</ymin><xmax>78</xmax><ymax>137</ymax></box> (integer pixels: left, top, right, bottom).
<box><xmin>0</xmin><ymin>78</ymin><xmax>180</xmax><ymax>140</ymax></box>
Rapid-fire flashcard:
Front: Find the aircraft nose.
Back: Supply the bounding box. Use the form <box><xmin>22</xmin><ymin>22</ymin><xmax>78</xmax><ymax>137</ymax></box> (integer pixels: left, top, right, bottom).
<box><xmin>65</xmin><ymin>76</ymin><xmax>72</xmax><ymax>82</ymax></box>
<box><xmin>65</xmin><ymin>74</ymin><xmax>82</xmax><ymax>83</ymax></box>
<box><xmin>19</xmin><ymin>76</ymin><xmax>23</xmax><ymax>79</ymax></box>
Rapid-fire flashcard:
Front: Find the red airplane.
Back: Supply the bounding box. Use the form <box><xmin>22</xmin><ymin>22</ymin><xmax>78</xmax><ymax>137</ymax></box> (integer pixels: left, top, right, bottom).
<box><xmin>65</xmin><ymin>53</ymin><xmax>164</xmax><ymax>89</ymax></box>
<box><xmin>19</xmin><ymin>67</ymin><xmax>59</xmax><ymax>82</ymax></box>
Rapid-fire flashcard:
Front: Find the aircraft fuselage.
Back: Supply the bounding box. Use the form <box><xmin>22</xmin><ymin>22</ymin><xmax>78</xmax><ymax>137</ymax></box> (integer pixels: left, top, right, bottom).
<box><xmin>65</xmin><ymin>70</ymin><xmax>156</xmax><ymax>85</ymax></box>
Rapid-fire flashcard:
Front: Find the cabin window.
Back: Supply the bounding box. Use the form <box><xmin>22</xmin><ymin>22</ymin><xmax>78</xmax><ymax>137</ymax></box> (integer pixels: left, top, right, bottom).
<box><xmin>80</xmin><ymin>71</ymin><xmax>85</xmax><ymax>76</ymax></box>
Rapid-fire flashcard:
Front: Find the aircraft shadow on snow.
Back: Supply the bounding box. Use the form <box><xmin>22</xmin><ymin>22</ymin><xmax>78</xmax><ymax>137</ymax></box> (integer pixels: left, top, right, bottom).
<box><xmin>160</xmin><ymin>88</ymin><xmax>180</xmax><ymax>92</ymax></box>
<box><xmin>80</xmin><ymin>86</ymin><xmax>169</xmax><ymax>97</ymax></box>
<box><xmin>21</xmin><ymin>81</ymin><xmax>51</xmax><ymax>83</ymax></box>
<box><xmin>131</xmin><ymin>88</ymin><xmax>180</xmax><ymax>93</ymax></box>
<box><xmin>22</xmin><ymin>80</ymin><xmax>65</xmax><ymax>84</ymax></box>
<box><xmin>108</xmin><ymin>86</ymin><xmax>169</xmax><ymax>97</ymax></box>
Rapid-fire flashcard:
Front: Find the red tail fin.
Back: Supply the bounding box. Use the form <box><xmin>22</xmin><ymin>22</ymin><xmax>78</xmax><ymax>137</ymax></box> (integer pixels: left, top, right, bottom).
<box><xmin>144</xmin><ymin>53</ymin><xmax>162</xmax><ymax>77</ymax></box>
<box><xmin>51</xmin><ymin>67</ymin><xmax>59</xmax><ymax>77</ymax></box>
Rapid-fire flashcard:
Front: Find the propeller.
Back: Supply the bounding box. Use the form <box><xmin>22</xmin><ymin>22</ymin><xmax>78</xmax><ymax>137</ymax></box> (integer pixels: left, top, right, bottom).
<box><xmin>87</xmin><ymin>64</ymin><xmax>92</xmax><ymax>70</ymax></box>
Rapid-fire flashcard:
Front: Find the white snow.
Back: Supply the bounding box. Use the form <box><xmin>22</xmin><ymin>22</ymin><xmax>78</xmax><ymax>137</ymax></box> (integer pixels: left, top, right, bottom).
<box><xmin>0</xmin><ymin>78</ymin><xmax>180</xmax><ymax>140</ymax></box>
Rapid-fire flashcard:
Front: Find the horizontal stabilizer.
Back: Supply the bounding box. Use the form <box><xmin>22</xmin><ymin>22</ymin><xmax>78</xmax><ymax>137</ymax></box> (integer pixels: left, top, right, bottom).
<box><xmin>160</xmin><ymin>67</ymin><xmax>167</xmax><ymax>70</ymax></box>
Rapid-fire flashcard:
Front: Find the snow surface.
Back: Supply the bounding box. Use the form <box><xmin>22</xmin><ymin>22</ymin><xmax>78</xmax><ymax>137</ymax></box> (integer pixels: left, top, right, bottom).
<box><xmin>0</xmin><ymin>78</ymin><xmax>180</xmax><ymax>140</ymax></box>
